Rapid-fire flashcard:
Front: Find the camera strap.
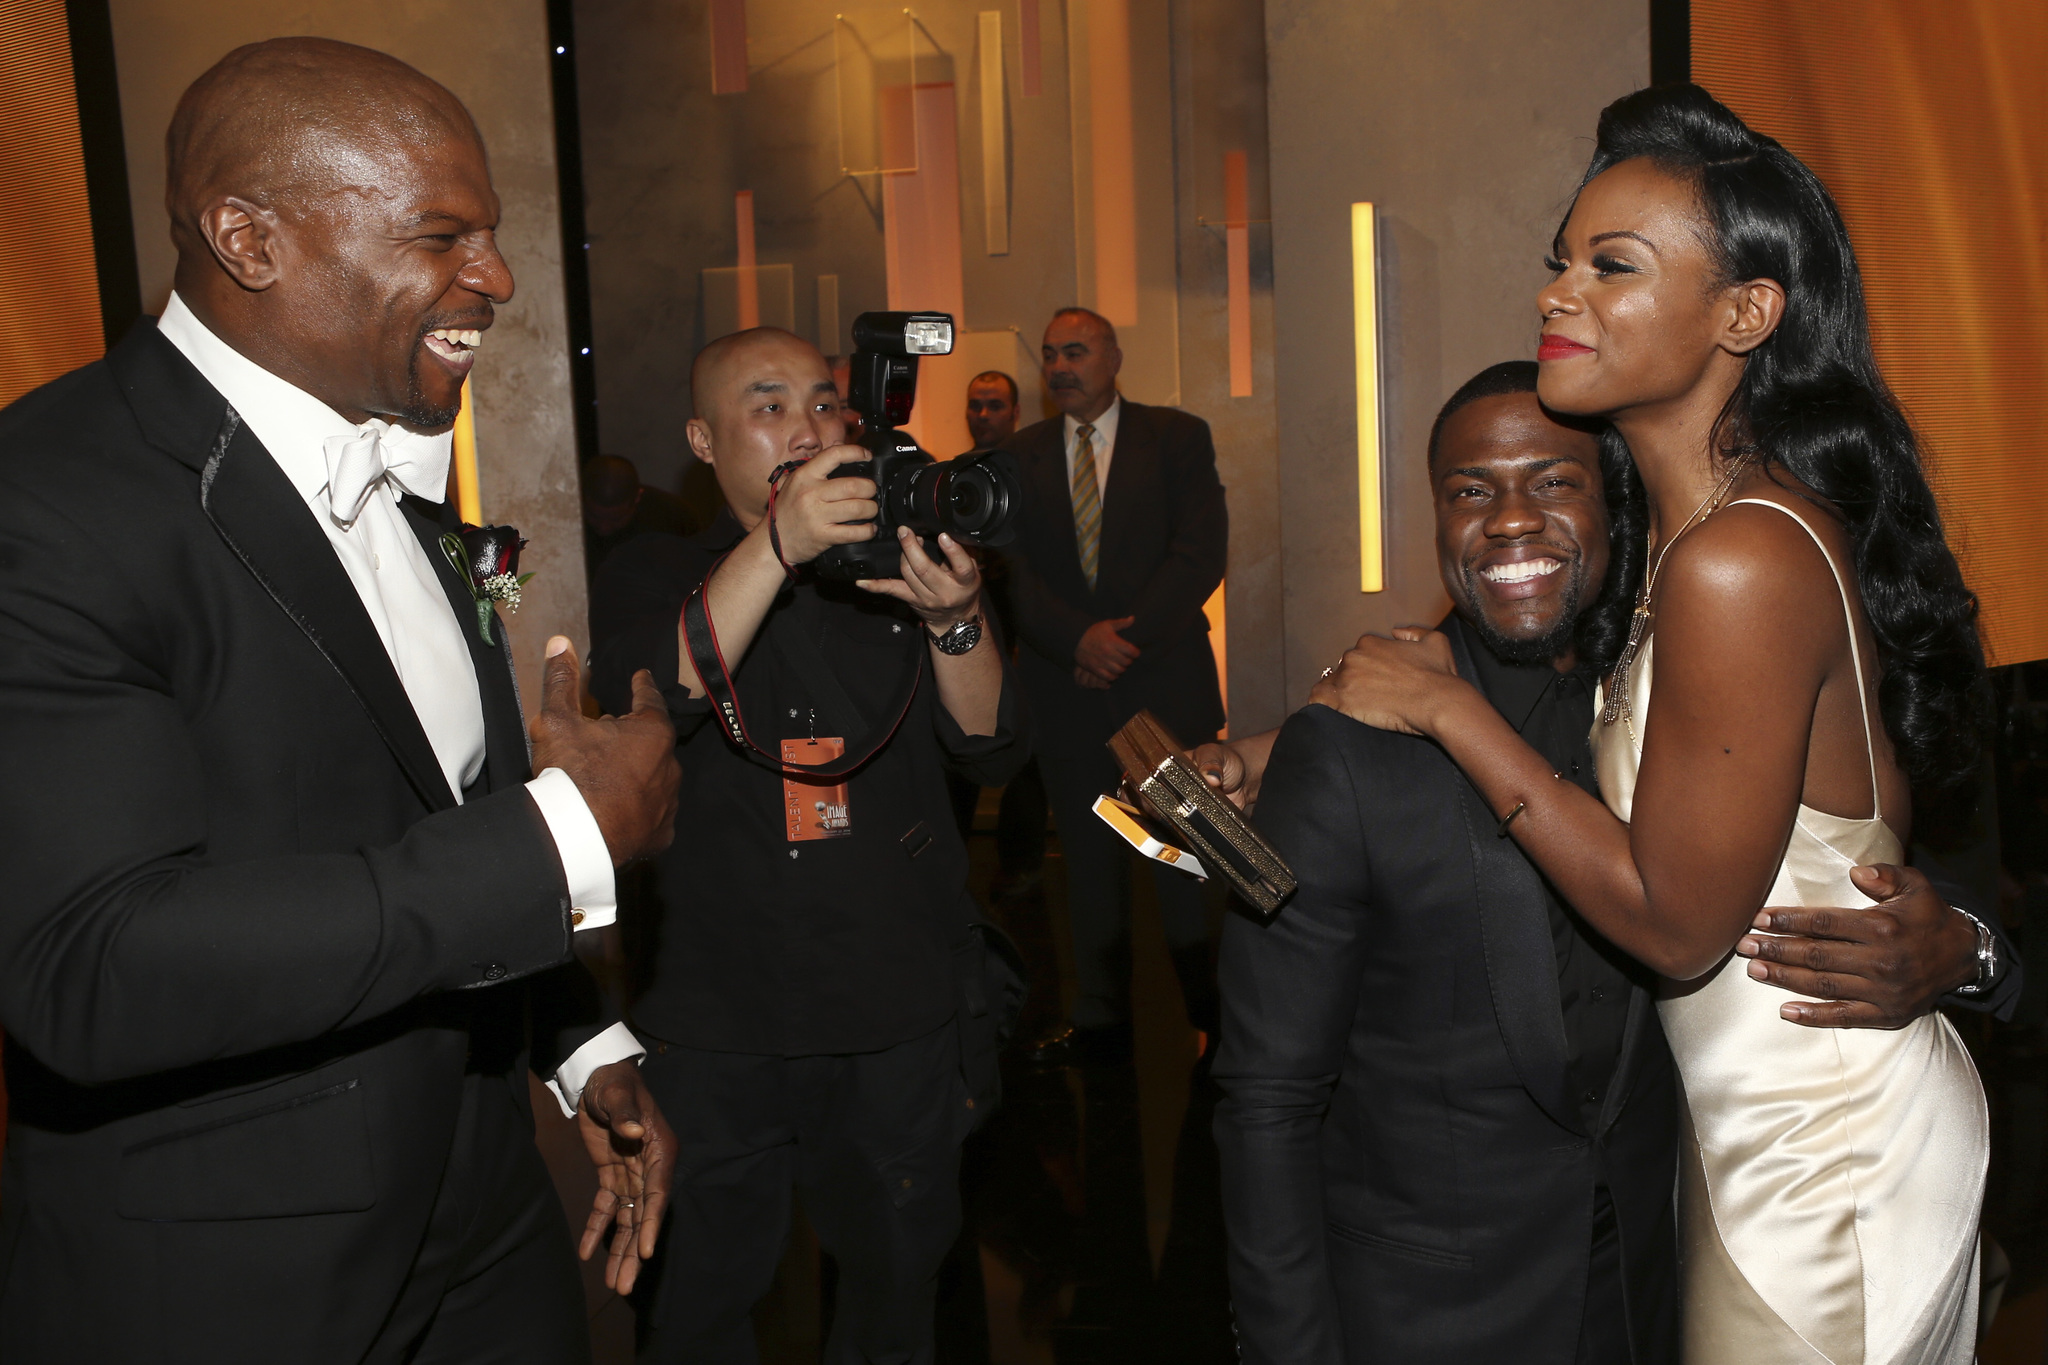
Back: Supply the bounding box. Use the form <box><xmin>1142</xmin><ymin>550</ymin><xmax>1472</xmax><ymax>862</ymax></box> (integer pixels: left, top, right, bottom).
<box><xmin>681</xmin><ymin>555</ymin><xmax>924</xmax><ymax>779</ymax></box>
<box><xmin>763</xmin><ymin>459</ymin><xmax>808</xmax><ymax>581</ymax></box>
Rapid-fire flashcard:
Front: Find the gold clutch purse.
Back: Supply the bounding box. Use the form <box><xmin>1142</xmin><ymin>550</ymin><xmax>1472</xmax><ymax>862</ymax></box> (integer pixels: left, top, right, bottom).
<box><xmin>1106</xmin><ymin>710</ymin><xmax>1297</xmax><ymax>917</ymax></box>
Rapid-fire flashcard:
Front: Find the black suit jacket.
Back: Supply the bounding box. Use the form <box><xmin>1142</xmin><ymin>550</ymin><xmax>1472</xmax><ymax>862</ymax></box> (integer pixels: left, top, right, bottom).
<box><xmin>1214</xmin><ymin>620</ymin><xmax>1681</xmax><ymax>1365</ymax></box>
<box><xmin>0</xmin><ymin>323</ymin><xmax>605</xmax><ymax>1361</ymax></box>
<box><xmin>999</xmin><ymin>400</ymin><xmax>1227</xmax><ymax>745</ymax></box>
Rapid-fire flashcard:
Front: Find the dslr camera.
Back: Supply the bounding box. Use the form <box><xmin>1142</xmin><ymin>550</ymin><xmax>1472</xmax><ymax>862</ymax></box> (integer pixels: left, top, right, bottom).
<box><xmin>813</xmin><ymin>311</ymin><xmax>1023</xmax><ymax>582</ymax></box>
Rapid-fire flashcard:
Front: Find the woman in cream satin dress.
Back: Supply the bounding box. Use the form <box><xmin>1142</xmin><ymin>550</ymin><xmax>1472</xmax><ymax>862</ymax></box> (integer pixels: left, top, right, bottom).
<box><xmin>1311</xmin><ymin>85</ymin><xmax>1989</xmax><ymax>1364</ymax></box>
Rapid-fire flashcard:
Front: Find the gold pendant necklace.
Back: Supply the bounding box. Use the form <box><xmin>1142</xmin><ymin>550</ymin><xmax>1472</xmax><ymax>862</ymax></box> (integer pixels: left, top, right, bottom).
<box><xmin>1601</xmin><ymin>454</ymin><xmax>1756</xmax><ymax>733</ymax></box>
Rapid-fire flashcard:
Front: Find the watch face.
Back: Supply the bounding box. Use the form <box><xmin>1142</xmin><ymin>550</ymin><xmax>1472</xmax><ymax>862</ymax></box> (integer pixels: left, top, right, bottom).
<box><xmin>933</xmin><ymin>618</ymin><xmax>983</xmax><ymax>654</ymax></box>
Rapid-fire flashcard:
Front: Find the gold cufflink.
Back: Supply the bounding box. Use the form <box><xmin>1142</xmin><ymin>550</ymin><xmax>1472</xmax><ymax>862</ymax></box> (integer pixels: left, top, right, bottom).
<box><xmin>571</xmin><ymin>909</ymin><xmax>586</xmax><ymax>927</ymax></box>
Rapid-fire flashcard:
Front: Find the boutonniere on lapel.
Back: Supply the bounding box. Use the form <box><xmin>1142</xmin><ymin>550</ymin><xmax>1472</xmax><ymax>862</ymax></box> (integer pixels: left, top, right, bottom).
<box><xmin>440</xmin><ymin>524</ymin><xmax>532</xmax><ymax>647</ymax></box>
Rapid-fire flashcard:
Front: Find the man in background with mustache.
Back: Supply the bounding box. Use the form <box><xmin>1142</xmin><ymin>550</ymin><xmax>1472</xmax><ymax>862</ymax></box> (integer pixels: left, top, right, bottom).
<box><xmin>0</xmin><ymin>38</ymin><xmax>679</xmax><ymax>1362</ymax></box>
<box><xmin>999</xmin><ymin>308</ymin><xmax>1230</xmax><ymax>1067</ymax></box>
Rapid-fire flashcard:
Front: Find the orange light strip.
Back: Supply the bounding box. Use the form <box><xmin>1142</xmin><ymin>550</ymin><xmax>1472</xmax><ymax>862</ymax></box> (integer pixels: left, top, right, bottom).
<box><xmin>451</xmin><ymin>376</ymin><xmax>481</xmax><ymax>527</ymax></box>
<box><xmin>1353</xmin><ymin>202</ymin><xmax>1383</xmax><ymax>593</ymax></box>
<box><xmin>1225</xmin><ymin>151</ymin><xmax>1252</xmax><ymax>397</ymax></box>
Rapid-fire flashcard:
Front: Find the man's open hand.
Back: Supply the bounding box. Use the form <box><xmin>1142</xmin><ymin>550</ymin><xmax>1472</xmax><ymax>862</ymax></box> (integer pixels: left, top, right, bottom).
<box><xmin>576</xmin><ymin>1060</ymin><xmax>676</xmax><ymax>1294</ymax></box>
<box><xmin>530</xmin><ymin>636</ymin><xmax>680</xmax><ymax>866</ymax></box>
<box><xmin>1076</xmin><ymin>617</ymin><xmax>1139</xmax><ymax>684</ymax></box>
<box><xmin>1737</xmin><ymin>863</ymin><xmax>1978</xmax><ymax>1028</ymax></box>
<box><xmin>855</xmin><ymin>526</ymin><xmax>982</xmax><ymax>626</ymax></box>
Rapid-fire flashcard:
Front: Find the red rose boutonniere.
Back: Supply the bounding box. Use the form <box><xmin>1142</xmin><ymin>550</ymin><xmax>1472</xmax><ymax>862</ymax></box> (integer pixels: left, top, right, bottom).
<box><xmin>440</xmin><ymin>524</ymin><xmax>533</xmax><ymax>647</ymax></box>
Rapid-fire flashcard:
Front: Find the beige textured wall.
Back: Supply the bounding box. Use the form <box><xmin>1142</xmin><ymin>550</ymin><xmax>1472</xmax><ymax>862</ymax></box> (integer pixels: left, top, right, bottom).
<box><xmin>107</xmin><ymin>0</ymin><xmax>586</xmax><ymax>715</ymax></box>
<box><xmin>1263</xmin><ymin>0</ymin><xmax>1646</xmax><ymax>706</ymax></box>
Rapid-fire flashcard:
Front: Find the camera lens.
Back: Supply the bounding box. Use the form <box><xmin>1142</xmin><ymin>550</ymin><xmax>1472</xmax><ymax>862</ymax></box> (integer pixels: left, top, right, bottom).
<box><xmin>894</xmin><ymin>453</ymin><xmax>1018</xmax><ymax>546</ymax></box>
<box><xmin>940</xmin><ymin>464</ymin><xmax>1005</xmax><ymax>538</ymax></box>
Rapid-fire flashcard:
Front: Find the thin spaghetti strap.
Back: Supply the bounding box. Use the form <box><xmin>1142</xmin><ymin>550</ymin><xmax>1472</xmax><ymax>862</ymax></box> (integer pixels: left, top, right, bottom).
<box><xmin>1727</xmin><ymin>498</ymin><xmax>1883</xmax><ymax>819</ymax></box>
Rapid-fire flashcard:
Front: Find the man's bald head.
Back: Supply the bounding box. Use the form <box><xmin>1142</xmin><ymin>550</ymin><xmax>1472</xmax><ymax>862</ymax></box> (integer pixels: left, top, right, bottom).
<box><xmin>690</xmin><ymin>328</ymin><xmax>828</xmax><ymax>419</ymax></box>
<box><xmin>167</xmin><ymin>38</ymin><xmax>477</xmax><ymax>247</ymax></box>
<box><xmin>1048</xmin><ymin>307</ymin><xmax>1117</xmax><ymax>350</ymax></box>
<box><xmin>685</xmin><ymin>329</ymin><xmax>848</xmax><ymax>525</ymax></box>
<box><xmin>163</xmin><ymin>38</ymin><xmax>511</xmax><ymax>430</ymax></box>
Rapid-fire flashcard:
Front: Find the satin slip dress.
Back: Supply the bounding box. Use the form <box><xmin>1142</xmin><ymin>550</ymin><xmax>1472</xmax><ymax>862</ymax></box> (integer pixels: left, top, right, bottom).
<box><xmin>1592</xmin><ymin>499</ymin><xmax>1986</xmax><ymax>1365</ymax></box>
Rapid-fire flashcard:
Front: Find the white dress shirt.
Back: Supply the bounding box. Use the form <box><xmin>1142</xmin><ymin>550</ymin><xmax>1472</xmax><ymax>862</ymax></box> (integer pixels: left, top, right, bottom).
<box><xmin>158</xmin><ymin>294</ymin><xmax>641</xmax><ymax>1114</ymax></box>
<box><xmin>1062</xmin><ymin>394</ymin><xmax>1121</xmax><ymax>503</ymax></box>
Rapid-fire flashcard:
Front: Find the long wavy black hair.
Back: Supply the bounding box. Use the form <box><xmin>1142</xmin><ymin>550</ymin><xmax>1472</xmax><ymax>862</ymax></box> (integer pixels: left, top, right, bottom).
<box><xmin>1568</xmin><ymin>84</ymin><xmax>1987</xmax><ymax>793</ymax></box>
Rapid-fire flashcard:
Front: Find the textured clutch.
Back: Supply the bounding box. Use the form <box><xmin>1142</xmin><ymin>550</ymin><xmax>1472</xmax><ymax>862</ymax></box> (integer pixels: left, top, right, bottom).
<box><xmin>1107</xmin><ymin>710</ymin><xmax>1297</xmax><ymax>917</ymax></box>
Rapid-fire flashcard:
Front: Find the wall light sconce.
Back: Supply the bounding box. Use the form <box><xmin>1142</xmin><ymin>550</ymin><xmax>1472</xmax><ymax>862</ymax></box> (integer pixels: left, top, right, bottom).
<box><xmin>1351</xmin><ymin>202</ymin><xmax>1384</xmax><ymax>593</ymax></box>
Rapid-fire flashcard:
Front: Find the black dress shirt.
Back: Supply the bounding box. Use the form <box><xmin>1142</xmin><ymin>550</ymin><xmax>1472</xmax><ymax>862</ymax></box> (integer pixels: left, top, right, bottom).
<box><xmin>589</xmin><ymin>513</ymin><xmax>1030</xmax><ymax>1056</ymax></box>
<box><xmin>1454</xmin><ymin>614</ymin><xmax>1644</xmax><ymax>1128</ymax></box>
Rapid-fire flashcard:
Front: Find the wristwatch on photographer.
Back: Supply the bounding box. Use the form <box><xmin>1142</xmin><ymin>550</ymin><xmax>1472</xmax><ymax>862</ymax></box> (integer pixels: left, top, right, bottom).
<box><xmin>925</xmin><ymin>612</ymin><xmax>984</xmax><ymax>656</ymax></box>
<box><xmin>1951</xmin><ymin>905</ymin><xmax>1999</xmax><ymax>996</ymax></box>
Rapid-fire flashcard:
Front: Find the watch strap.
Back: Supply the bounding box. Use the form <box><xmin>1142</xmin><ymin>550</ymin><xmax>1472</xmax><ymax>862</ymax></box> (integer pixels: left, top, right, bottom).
<box><xmin>1952</xmin><ymin>905</ymin><xmax>1997</xmax><ymax>995</ymax></box>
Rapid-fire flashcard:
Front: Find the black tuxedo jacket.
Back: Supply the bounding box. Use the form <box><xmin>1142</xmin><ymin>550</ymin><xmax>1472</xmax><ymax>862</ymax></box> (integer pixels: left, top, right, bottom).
<box><xmin>998</xmin><ymin>400</ymin><xmax>1227</xmax><ymax>745</ymax></box>
<box><xmin>1213</xmin><ymin>621</ymin><xmax>1680</xmax><ymax>1365</ymax></box>
<box><xmin>0</xmin><ymin>323</ymin><xmax>605</xmax><ymax>1361</ymax></box>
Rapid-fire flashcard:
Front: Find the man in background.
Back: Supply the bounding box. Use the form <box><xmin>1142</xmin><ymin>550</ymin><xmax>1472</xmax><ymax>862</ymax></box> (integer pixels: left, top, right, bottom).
<box><xmin>1000</xmin><ymin>308</ymin><xmax>1229</xmax><ymax>1067</ymax></box>
<box><xmin>964</xmin><ymin>369</ymin><xmax>1021</xmax><ymax>453</ymax></box>
<box><xmin>581</xmin><ymin>453</ymin><xmax>703</xmax><ymax>574</ymax></box>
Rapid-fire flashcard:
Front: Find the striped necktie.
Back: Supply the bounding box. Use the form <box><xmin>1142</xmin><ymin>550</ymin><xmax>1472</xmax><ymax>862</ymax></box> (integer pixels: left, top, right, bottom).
<box><xmin>1071</xmin><ymin>422</ymin><xmax>1102</xmax><ymax>588</ymax></box>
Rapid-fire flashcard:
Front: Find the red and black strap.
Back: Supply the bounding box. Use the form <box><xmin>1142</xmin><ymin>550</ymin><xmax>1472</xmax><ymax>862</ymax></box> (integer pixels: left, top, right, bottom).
<box><xmin>681</xmin><ymin>555</ymin><xmax>922</xmax><ymax>779</ymax></box>
<box><xmin>763</xmin><ymin>458</ymin><xmax>808</xmax><ymax>582</ymax></box>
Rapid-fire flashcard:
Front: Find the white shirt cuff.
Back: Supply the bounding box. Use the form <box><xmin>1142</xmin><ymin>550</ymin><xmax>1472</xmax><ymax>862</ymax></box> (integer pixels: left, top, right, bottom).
<box><xmin>544</xmin><ymin>1020</ymin><xmax>646</xmax><ymax>1117</ymax></box>
<box><xmin>525</xmin><ymin>767</ymin><xmax>617</xmax><ymax>930</ymax></box>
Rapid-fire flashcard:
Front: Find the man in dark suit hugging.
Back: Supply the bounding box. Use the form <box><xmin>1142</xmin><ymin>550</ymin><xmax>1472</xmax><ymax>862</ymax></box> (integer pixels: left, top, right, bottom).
<box><xmin>1202</xmin><ymin>361</ymin><xmax>2017</xmax><ymax>1364</ymax></box>
<box><xmin>999</xmin><ymin>308</ymin><xmax>1229</xmax><ymax>1067</ymax></box>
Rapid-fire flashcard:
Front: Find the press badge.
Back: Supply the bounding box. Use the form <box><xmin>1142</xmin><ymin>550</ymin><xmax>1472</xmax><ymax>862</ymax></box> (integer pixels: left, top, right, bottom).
<box><xmin>782</xmin><ymin>737</ymin><xmax>853</xmax><ymax>841</ymax></box>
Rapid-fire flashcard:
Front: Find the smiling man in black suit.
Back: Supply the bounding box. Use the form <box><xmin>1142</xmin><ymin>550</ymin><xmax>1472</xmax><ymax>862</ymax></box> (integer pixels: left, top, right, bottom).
<box><xmin>1202</xmin><ymin>361</ymin><xmax>2016</xmax><ymax>1364</ymax></box>
<box><xmin>0</xmin><ymin>39</ymin><xmax>680</xmax><ymax>1363</ymax></box>
<box><xmin>999</xmin><ymin>307</ymin><xmax>1229</xmax><ymax>1066</ymax></box>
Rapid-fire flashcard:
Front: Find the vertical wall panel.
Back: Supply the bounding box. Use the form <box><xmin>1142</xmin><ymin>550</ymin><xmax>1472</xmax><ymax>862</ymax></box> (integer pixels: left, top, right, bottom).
<box><xmin>1017</xmin><ymin>0</ymin><xmax>1041</xmax><ymax>96</ymax></box>
<box><xmin>1693</xmin><ymin>1</ymin><xmax>2048</xmax><ymax>666</ymax></box>
<box><xmin>978</xmin><ymin>11</ymin><xmax>1008</xmax><ymax>256</ymax></box>
<box><xmin>881</xmin><ymin>81</ymin><xmax>970</xmax><ymax>457</ymax></box>
<box><xmin>1082</xmin><ymin>0</ymin><xmax>1137</xmax><ymax>325</ymax></box>
<box><xmin>0</xmin><ymin>0</ymin><xmax>105</xmax><ymax>406</ymax></box>
<box><xmin>1066</xmin><ymin>0</ymin><xmax>1177</xmax><ymax>404</ymax></box>
<box><xmin>734</xmin><ymin>188</ymin><xmax>760</xmax><ymax>329</ymax></box>
<box><xmin>708</xmin><ymin>0</ymin><xmax>748</xmax><ymax>95</ymax></box>
<box><xmin>1224</xmin><ymin>149</ymin><xmax>1251</xmax><ymax>397</ymax></box>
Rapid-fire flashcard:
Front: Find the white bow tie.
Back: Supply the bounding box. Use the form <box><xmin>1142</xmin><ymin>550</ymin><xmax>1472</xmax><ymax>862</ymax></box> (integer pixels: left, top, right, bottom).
<box><xmin>322</xmin><ymin>420</ymin><xmax>453</xmax><ymax>528</ymax></box>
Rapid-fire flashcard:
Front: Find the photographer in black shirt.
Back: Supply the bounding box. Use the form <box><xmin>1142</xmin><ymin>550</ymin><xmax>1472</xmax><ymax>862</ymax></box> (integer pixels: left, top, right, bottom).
<box><xmin>589</xmin><ymin>327</ymin><xmax>1028</xmax><ymax>1362</ymax></box>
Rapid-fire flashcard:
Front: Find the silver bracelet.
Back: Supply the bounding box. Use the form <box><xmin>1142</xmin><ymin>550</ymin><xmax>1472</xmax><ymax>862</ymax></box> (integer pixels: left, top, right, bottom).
<box><xmin>1951</xmin><ymin>905</ymin><xmax>1997</xmax><ymax>996</ymax></box>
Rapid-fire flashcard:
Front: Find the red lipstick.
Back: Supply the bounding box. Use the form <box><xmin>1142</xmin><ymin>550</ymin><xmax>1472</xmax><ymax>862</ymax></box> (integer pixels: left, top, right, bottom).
<box><xmin>1538</xmin><ymin>335</ymin><xmax>1594</xmax><ymax>361</ymax></box>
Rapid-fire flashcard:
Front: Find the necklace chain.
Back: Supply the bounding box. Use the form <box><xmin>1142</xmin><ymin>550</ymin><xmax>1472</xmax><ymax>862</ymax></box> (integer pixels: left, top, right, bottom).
<box><xmin>1601</xmin><ymin>455</ymin><xmax>1757</xmax><ymax>732</ymax></box>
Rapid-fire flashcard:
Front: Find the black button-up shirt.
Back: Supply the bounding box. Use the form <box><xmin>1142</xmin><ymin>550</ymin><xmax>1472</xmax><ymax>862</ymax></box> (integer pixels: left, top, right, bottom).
<box><xmin>589</xmin><ymin>514</ymin><xmax>1030</xmax><ymax>1056</ymax></box>
<box><xmin>1454</xmin><ymin>615</ymin><xmax>1640</xmax><ymax>1127</ymax></box>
